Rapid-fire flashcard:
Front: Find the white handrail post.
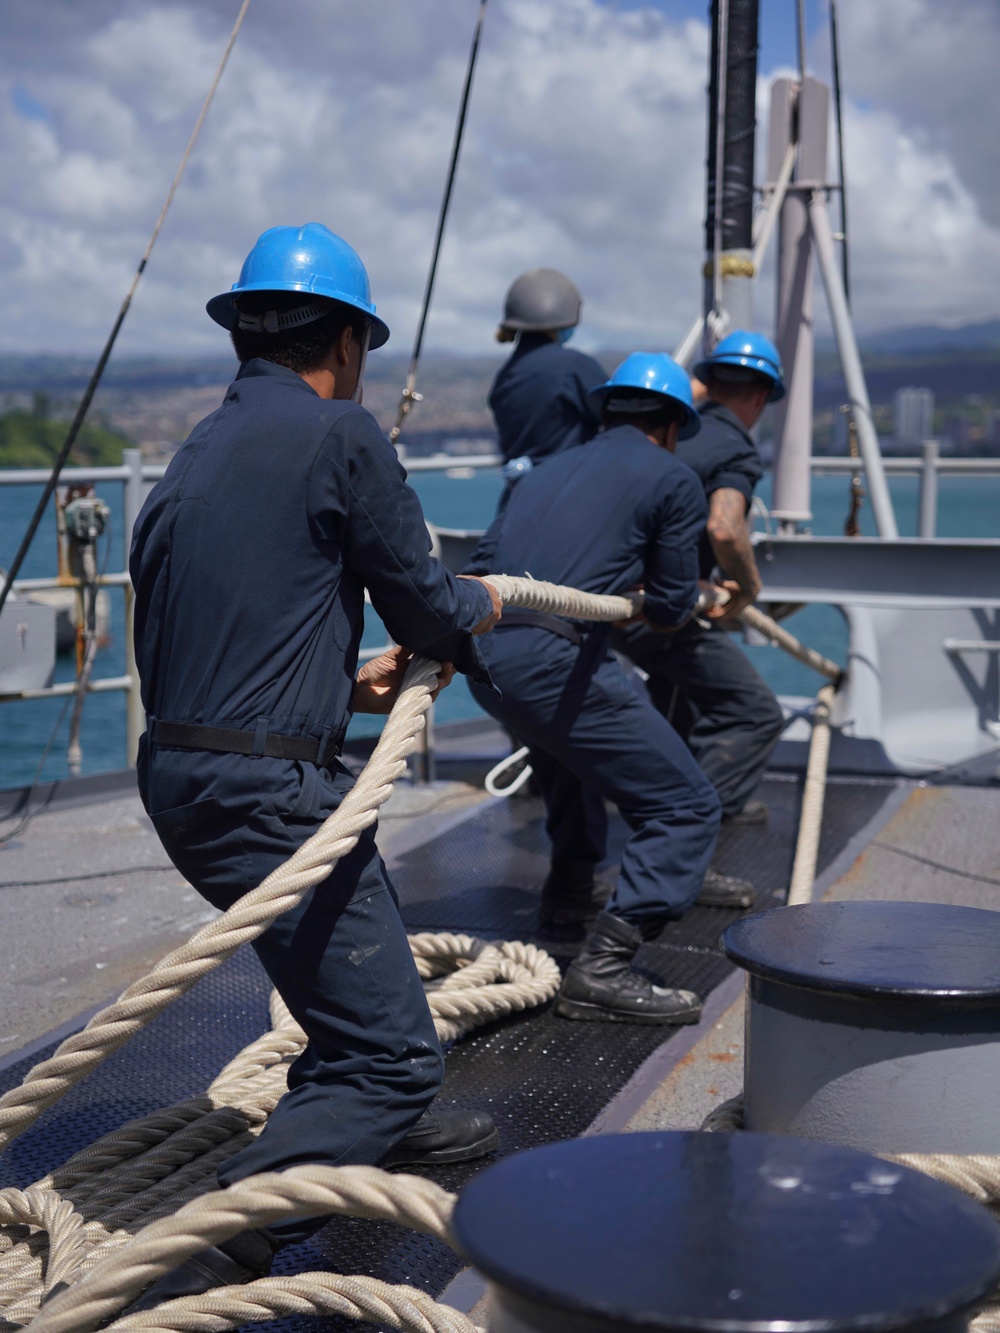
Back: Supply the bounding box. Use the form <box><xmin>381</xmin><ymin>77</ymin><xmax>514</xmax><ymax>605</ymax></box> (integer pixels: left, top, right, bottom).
<box><xmin>122</xmin><ymin>448</ymin><xmax>145</xmax><ymax>767</ymax></box>
<box><xmin>918</xmin><ymin>439</ymin><xmax>939</xmax><ymax>539</ymax></box>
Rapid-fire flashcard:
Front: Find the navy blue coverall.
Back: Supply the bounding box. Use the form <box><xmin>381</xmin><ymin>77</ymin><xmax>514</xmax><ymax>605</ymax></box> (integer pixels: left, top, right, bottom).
<box><xmin>489</xmin><ymin>333</ymin><xmax>605</xmax><ymax>467</ymax></box>
<box><xmin>130</xmin><ymin>358</ymin><xmax>493</xmax><ymax>1242</ymax></box>
<box><xmin>613</xmin><ymin>402</ymin><xmax>784</xmax><ymax>817</ymax></box>
<box><xmin>465</xmin><ymin>426</ymin><xmax>721</xmax><ymax>929</ymax></box>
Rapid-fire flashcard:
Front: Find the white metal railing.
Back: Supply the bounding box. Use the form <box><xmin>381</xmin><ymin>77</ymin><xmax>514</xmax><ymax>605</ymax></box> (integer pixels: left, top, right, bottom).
<box><xmin>807</xmin><ymin>453</ymin><xmax>1000</xmax><ymax>474</ymax></box>
<box><xmin>2</xmin><ymin>440</ymin><xmax>998</xmax><ymax>779</ymax></box>
<box><xmin>806</xmin><ymin>439</ymin><xmax>1000</xmax><ymax>538</ymax></box>
<box><xmin>0</xmin><ymin>449</ymin><xmax>503</xmax><ymax>782</ymax></box>
<box><xmin>395</xmin><ymin>452</ymin><xmax>499</xmax><ymax>472</ymax></box>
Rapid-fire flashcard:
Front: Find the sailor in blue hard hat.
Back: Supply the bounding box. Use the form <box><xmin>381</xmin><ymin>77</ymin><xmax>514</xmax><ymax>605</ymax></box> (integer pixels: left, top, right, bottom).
<box><xmin>489</xmin><ymin>269</ymin><xmax>606</xmax><ymax>488</ymax></box>
<box><xmin>613</xmin><ymin>328</ymin><xmax>786</xmax><ymax>834</ymax></box>
<box><xmin>129</xmin><ymin>223</ymin><xmax>503</xmax><ymax>1309</ymax></box>
<box><xmin>589</xmin><ymin>351</ymin><xmax>702</xmax><ymax>438</ymax></box>
<box><xmin>465</xmin><ymin>350</ymin><xmax>743</xmax><ymax>1026</ymax></box>
<box><xmin>693</xmin><ymin>329</ymin><xmax>786</xmax><ymax>403</ymax></box>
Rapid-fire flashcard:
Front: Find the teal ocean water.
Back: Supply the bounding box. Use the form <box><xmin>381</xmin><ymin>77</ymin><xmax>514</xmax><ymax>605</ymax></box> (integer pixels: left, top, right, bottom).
<box><xmin>2</xmin><ymin>465</ymin><xmax>998</xmax><ymax>789</ymax></box>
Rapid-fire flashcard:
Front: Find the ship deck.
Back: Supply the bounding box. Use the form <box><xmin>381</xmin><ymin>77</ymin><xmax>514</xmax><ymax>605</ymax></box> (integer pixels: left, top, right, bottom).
<box><xmin>0</xmin><ymin>734</ymin><xmax>998</xmax><ymax>1330</ymax></box>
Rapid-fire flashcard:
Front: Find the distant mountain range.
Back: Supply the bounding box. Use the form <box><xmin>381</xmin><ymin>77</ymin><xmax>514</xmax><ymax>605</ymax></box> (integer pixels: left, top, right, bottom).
<box><xmin>1</xmin><ymin>317</ymin><xmax>997</xmax><ymax>452</ymax></box>
<box><xmin>819</xmin><ymin>318</ymin><xmax>1000</xmax><ymax>360</ymax></box>
<box><xmin>2</xmin><ymin>317</ymin><xmax>999</xmax><ymax>398</ymax></box>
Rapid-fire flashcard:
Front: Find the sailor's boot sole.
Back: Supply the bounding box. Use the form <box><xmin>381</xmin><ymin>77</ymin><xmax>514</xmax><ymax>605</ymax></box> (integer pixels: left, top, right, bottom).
<box><xmin>384</xmin><ymin>1126</ymin><xmax>500</xmax><ymax>1166</ymax></box>
<box><xmin>554</xmin><ymin>995</ymin><xmax>702</xmax><ymax>1026</ymax></box>
<box><xmin>697</xmin><ymin>888</ymin><xmax>755</xmax><ymax>909</ymax></box>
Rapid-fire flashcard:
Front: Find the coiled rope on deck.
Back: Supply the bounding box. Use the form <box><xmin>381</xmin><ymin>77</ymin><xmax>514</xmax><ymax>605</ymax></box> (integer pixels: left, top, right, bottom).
<box><xmin>0</xmin><ymin>575</ymin><xmax>643</xmax><ymax>1331</ymax></box>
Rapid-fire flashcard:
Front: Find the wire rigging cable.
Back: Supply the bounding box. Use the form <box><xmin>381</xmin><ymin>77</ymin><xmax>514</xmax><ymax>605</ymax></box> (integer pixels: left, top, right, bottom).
<box><xmin>707</xmin><ymin>0</ymin><xmax>730</xmax><ymax>338</ymax></box>
<box><xmin>388</xmin><ymin>0</ymin><xmax>489</xmax><ymax>446</ymax></box>
<box><xmin>829</xmin><ymin>0</ymin><xmax>850</xmax><ymax>304</ymax></box>
<box><xmin>0</xmin><ymin>0</ymin><xmax>252</xmax><ymax>627</ymax></box>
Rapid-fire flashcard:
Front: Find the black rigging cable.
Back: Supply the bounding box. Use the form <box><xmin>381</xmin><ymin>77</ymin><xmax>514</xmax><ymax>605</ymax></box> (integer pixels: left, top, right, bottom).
<box><xmin>829</xmin><ymin>0</ymin><xmax>850</xmax><ymax>304</ymax></box>
<box><xmin>0</xmin><ymin>0</ymin><xmax>252</xmax><ymax>626</ymax></box>
<box><xmin>389</xmin><ymin>0</ymin><xmax>489</xmax><ymax>446</ymax></box>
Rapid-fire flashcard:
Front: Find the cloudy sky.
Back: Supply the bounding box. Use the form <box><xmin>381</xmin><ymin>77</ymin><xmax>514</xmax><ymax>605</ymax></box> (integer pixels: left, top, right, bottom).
<box><xmin>2</xmin><ymin>0</ymin><xmax>998</xmax><ymax>359</ymax></box>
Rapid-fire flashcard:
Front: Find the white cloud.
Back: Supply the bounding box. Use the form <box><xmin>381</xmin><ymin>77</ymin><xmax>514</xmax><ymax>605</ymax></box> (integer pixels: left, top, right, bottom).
<box><xmin>821</xmin><ymin>0</ymin><xmax>1000</xmax><ymax>229</ymax></box>
<box><xmin>0</xmin><ymin>0</ymin><xmax>997</xmax><ymax>360</ymax></box>
<box><xmin>843</xmin><ymin>106</ymin><xmax>1000</xmax><ymax>328</ymax></box>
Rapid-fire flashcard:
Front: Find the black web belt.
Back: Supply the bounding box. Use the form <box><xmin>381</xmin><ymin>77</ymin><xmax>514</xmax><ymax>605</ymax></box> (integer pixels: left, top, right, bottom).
<box><xmin>496</xmin><ymin>608</ymin><xmax>587</xmax><ymax>646</ymax></box>
<box><xmin>150</xmin><ymin>719</ymin><xmax>340</xmax><ymax>765</ymax></box>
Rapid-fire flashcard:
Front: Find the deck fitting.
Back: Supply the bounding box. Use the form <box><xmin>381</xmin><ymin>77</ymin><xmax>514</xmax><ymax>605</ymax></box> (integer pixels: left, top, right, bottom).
<box><xmin>724</xmin><ymin>901</ymin><xmax>1000</xmax><ymax>1153</ymax></box>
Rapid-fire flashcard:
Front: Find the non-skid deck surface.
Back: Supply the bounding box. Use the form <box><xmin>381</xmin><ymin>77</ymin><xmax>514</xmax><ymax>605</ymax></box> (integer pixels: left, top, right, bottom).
<box><xmin>0</xmin><ymin>774</ymin><xmax>894</xmax><ymax>1331</ymax></box>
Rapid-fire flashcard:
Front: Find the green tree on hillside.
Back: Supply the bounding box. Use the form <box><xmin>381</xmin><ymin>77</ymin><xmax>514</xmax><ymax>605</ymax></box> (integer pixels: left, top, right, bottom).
<box><xmin>0</xmin><ymin>410</ymin><xmax>132</xmax><ymax>468</ymax></box>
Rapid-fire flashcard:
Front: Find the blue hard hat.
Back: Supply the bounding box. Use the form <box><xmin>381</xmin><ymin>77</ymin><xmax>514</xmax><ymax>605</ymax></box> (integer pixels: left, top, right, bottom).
<box><xmin>589</xmin><ymin>352</ymin><xmax>700</xmax><ymax>440</ymax></box>
<box><xmin>693</xmin><ymin>329</ymin><xmax>785</xmax><ymax>402</ymax></box>
<box><xmin>207</xmin><ymin>223</ymin><xmax>390</xmax><ymax>348</ymax></box>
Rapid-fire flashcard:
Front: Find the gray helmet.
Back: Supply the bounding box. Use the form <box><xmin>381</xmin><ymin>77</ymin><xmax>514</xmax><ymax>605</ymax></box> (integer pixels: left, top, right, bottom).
<box><xmin>499</xmin><ymin>269</ymin><xmax>582</xmax><ymax>335</ymax></box>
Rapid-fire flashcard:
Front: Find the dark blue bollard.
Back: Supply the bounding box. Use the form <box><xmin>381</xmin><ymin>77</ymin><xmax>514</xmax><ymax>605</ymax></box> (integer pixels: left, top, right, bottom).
<box><xmin>722</xmin><ymin>902</ymin><xmax>1000</xmax><ymax>1153</ymax></box>
<box><xmin>452</xmin><ymin>1132</ymin><xmax>1000</xmax><ymax>1333</ymax></box>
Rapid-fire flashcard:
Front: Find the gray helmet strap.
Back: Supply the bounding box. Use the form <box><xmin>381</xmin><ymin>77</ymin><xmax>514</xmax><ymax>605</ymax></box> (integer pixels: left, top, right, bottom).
<box><xmin>352</xmin><ymin>321</ymin><xmax>371</xmax><ymax>403</ymax></box>
<box><xmin>605</xmin><ymin>394</ymin><xmax>668</xmax><ymax>414</ymax></box>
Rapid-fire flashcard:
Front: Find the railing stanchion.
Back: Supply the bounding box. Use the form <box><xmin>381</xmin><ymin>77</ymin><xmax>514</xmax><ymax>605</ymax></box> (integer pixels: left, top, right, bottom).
<box><xmin>124</xmin><ymin>584</ymin><xmax>142</xmax><ymax>768</ymax></box>
<box><xmin>122</xmin><ymin>449</ymin><xmax>146</xmax><ymax>768</ymax></box>
<box><xmin>918</xmin><ymin>438</ymin><xmax>939</xmax><ymax>539</ymax></box>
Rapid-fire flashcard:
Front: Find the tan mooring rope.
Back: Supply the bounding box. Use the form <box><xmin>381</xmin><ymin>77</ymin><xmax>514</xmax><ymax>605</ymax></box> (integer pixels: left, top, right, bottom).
<box><xmin>0</xmin><ymin>576</ymin><xmax>641</xmax><ymax>1332</ymax></box>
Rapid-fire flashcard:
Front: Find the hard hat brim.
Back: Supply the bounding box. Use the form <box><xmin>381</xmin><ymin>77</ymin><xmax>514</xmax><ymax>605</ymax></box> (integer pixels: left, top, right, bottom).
<box><xmin>589</xmin><ymin>382</ymin><xmax>701</xmax><ymax>439</ymax></box>
<box><xmin>692</xmin><ymin>354</ymin><xmax>784</xmax><ymax>403</ymax></box>
<box><xmin>207</xmin><ymin>288</ymin><xmax>390</xmax><ymax>349</ymax></box>
<box><xmin>499</xmin><ymin>318</ymin><xmax>578</xmax><ymax>333</ymax></box>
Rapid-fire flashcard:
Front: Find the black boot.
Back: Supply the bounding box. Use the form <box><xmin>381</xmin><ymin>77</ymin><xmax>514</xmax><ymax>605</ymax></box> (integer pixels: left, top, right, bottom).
<box><xmin>106</xmin><ymin>1227</ymin><xmax>277</xmax><ymax>1319</ymax></box>
<box><xmin>382</xmin><ymin>1105</ymin><xmax>499</xmax><ymax>1167</ymax></box>
<box><xmin>554</xmin><ymin>912</ymin><xmax>702</xmax><ymax>1025</ymax></box>
<box><xmin>696</xmin><ymin>869</ymin><xmax>755</xmax><ymax>909</ymax></box>
<box><xmin>538</xmin><ymin>860</ymin><xmax>613</xmax><ymax>941</ymax></box>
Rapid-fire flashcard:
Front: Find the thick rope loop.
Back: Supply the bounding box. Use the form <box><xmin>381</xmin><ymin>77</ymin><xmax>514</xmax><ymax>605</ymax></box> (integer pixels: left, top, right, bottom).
<box><xmin>105</xmin><ymin>1273</ymin><xmax>479</xmax><ymax>1333</ymax></box>
<box><xmin>30</xmin><ymin>1166</ymin><xmax>457</xmax><ymax>1333</ymax></box>
<box><xmin>0</xmin><ymin>938</ymin><xmax>557</xmax><ymax>1324</ymax></box>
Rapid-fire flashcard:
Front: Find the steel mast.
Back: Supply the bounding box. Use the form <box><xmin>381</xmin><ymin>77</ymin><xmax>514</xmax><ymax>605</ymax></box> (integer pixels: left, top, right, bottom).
<box><xmin>703</xmin><ymin>0</ymin><xmax>760</xmax><ymax>345</ymax></box>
